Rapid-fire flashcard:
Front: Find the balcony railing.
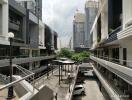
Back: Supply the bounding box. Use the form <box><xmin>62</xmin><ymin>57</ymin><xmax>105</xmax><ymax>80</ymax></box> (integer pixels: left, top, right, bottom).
<box><xmin>93</xmin><ymin>55</ymin><xmax>132</xmax><ymax>69</ymax></box>
<box><xmin>109</xmin><ymin>26</ymin><xmax>122</xmax><ymax>37</ymax></box>
<box><xmin>94</xmin><ymin>66</ymin><xmax>131</xmax><ymax>100</ymax></box>
<box><xmin>0</xmin><ymin>64</ymin><xmax>35</xmax><ymax>100</ymax></box>
<box><xmin>0</xmin><ymin>55</ymin><xmax>56</xmax><ymax>67</ymax></box>
<box><xmin>90</xmin><ymin>55</ymin><xmax>132</xmax><ymax>85</ymax></box>
<box><xmin>13</xmin><ymin>38</ymin><xmax>25</xmax><ymax>44</ymax></box>
<box><xmin>105</xmin><ymin>26</ymin><xmax>123</xmax><ymax>43</ymax></box>
<box><xmin>0</xmin><ymin>55</ymin><xmax>29</xmax><ymax>60</ymax></box>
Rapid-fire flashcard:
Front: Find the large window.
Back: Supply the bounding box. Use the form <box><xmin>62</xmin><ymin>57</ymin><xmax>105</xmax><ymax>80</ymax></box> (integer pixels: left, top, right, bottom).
<box><xmin>108</xmin><ymin>0</ymin><xmax>122</xmax><ymax>33</ymax></box>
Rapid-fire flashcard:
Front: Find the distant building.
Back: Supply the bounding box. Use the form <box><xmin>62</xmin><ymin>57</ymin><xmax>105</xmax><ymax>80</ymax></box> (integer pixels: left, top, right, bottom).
<box><xmin>73</xmin><ymin>13</ymin><xmax>86</xmax><ymax>52</ymax></box>
<box><xmin>84</xmin><ymin>1</ymin><xmax>98</xmax><ymax>48</ymax></box>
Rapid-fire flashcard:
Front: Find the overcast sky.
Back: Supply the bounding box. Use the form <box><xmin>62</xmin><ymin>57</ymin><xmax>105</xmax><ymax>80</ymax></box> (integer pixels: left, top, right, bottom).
<box><xmin>42</xmin><ymin>0</ymin><xmax>88</xmax><ymax>48</ymax></box>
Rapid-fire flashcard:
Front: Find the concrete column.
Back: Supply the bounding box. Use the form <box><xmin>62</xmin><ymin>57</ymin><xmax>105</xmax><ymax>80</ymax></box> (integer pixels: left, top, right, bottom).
<box><xmin>29</xmin><ymin>49</ymin><xmax>33</xmax><ymax>70</ymax></box>
<box><xmin>119</xmin><ymin>48</ymin><xmax>123</xmax><ymax>65</ymax></box>
<box><xmin>22</xmin><ymin>16</ymin><xmax>27</xmax><ymax>43</ymax></box>
<box><xmin>101</xmin><ymin>1</ymin><xmax>108</xmax><ymax>41</ymax></box>
<box><xmin>108</xmin><ymin>72</ymin><xmax>112</xmax><ymax>81</ymax></box>
<box><xmin>108</xmin><ymin>49</ymin><xmax>112</xmax><ymax>61</ymax></box>
<box><xmin>2</xmin><ymin>2</ymin><xmax>8</xmax><ymax>37</ymax></box>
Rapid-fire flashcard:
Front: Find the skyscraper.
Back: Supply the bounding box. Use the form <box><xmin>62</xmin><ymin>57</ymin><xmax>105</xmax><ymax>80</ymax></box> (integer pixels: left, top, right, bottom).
<box><xmin>73</xmin><ymin>13</ymin><xmax>85</xmax><ymax>52</ymax></box>
<box><xmin>85</xmin><ymin>1</ymin><xmax>98</xmax><ymax>48</ymax></box>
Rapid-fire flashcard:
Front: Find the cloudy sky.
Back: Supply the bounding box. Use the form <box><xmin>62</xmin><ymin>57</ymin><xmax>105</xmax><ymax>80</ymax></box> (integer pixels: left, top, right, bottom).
<box><xmin>42</xmin><ymin>0</ymin><xmax>88</xmax><ymax>48</ymax></box>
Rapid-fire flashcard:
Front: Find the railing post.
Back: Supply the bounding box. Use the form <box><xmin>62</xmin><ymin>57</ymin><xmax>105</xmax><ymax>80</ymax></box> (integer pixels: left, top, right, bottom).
<box><xmin>33</xmin><ymin>75</ymin><xmax>35</xmax><ymax>93</ymax></box>
<box><xmin>65</xmin><ymin>65</ymin><xmax>66</xmax><ymax>76</ymax></box>
<box><xmin>59</xmin><ymin>64</ymin><xmax>60</xmax><ymax>85</ymax></box>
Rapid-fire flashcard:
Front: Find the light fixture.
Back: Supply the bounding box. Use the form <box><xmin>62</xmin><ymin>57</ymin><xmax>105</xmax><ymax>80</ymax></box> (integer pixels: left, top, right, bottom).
<box><xmin>8</xmin><ymin>32</ymin><xmax>14</xmax><ymax>38</ymax></box>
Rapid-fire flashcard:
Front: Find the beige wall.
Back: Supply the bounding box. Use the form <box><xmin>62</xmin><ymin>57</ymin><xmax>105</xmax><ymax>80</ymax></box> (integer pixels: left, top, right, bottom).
<box><xmin>119</xmin><ymin>37</ymin><xmax>132</xmax><ymax>68</ymax></box>
<box><xmin>101</xmin><ymin>0</ymin><xmax>108</xmax><ymax>41</ymax></box>
<box><xmin>123</xmin><ymin>0</ymin><xmax>132</xmax><ymax>29</ymax></box>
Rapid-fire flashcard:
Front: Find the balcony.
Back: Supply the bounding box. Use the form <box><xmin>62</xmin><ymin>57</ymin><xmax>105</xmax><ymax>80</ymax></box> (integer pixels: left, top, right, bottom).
<box><xmin>29</xmin><ymin>11</ymin><xmax>38</xmax><ymax>24</ymax></box>
<box><xmin>106</xmin><ymin>26</ymin><xmax>122</xmax><ymax>43</ymax></box>
<box><xmin>105</xmin><ymin>25</ymin><xmax>132</xmax><ymax>44</ymax></box>
<box><xmin>92</xmin><ymin>65</ymin><xmax>121</xmax><ymax>100</ymax></box>
<box><xmin>90</xmin><ymin>56</ymin><xmax>132</xmax><ymax>85</ymax></box>
<box><xmin>9</xmin><ymin>22</ymin><xmax>19</xmax><ymax>31</ymax></box>
<box><xmin>93</xmin><ymin>64</ymin><xmax>131</xmax><ymax>100</ymax></box>
<box><xmin>0</xmin><ymin>55</ymin><xmax>56</xmax><ymax>67</ymax></box>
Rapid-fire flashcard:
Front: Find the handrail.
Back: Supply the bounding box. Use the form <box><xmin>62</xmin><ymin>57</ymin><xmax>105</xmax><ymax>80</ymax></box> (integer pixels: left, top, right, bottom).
<box><xmin>0</xmin><ymin>64</ymin><xmax>35</xmax><ymax>91</ymax></box>
<box><xmin>32</xmin><ymin>66</ymin><xmax>59</xmax><ymax>88</ymax></box>
<box><xmin>109</xmin><ymin>26</ymin><xmax>122</xmax><ymax>37</ymax></box>
<box><xmin>0</xmin><ymin>74</ymin><xmax>9</xmax><ymax>84</ymax></box>
<box><xmin>0</xmin><ymin>73</ymin><xmax>34</xmax><ymax>91</ymax></box>
<box><xmin>93</xmin><ymin>55</ymin><xmax>132</xmax><ymax>63</ymax></box>
<box><xmin>68</xmin><ymin>65</ymin><xmax>79</xmax><ymax>100</ymax></box>
<box><xmin>14</xmin><ymin>64</ymin><xmax>34</xmax><ymax>75</ymax></box>
<box><xmin>0</xmin><ymin>55</ymin><xmax>55</xmax><ymax>60</ymax></box>
<box><xmin>92</xmin><ymin>55</ymin><xmax>132</xmax><ymax>68</ymax></box>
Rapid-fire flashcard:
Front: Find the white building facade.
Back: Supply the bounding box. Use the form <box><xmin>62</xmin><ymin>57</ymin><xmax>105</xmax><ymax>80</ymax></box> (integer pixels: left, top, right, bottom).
<box><xmin>90</xmin><ymin>0</ymin><xmax>132</xmax><ymax>99</ymax></box>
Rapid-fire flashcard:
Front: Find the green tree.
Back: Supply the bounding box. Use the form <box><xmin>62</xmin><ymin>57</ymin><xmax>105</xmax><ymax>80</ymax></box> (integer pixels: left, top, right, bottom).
<box><xmin>71</xmin><ymin>51</ymin><xmax>91</xmax><ymax>62</ymax></box>
<box><xmin>58</xmin><ymin>48</ymin><xmax>73</xmax><ymax>58</ymax></box>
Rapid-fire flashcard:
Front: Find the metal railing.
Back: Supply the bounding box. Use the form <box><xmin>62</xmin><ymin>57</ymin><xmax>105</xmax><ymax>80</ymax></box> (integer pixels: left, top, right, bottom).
<box><xmin>0</xmin><ymin>55</ymin><xmax>29</xmax><ymax>60</ymax></box>
<box><xmin>0</xmin><ymin>64</ymin><xmax>35</xmax><ymax>97</ymax></box>
<box><xmin>109</xmin><ymin>26</ymin><xmax>122</xmax><ymax>37</ymax></box>
<box><xmin>0</xmin><ymin>74</ymin><xmax>10</xmax><ymax>84</ymax></box>
<box><xmin>32</xmin><ymin>65</ymin><xmax>59</xmax><ymax>89</ymax></box>
<box><xmin>0</xmin><ymin>54</ymin><xmax>56</xmax><ymax>60</ymax></box>
<box><xmin>93</xmin><ymin>55</ymin><xmax>132</xmax><ymax>69</ymax></box>
<box><xmin>94</xmin><ymin>67</ymin><xmax>130</xmax><ymax>100</ymax></box>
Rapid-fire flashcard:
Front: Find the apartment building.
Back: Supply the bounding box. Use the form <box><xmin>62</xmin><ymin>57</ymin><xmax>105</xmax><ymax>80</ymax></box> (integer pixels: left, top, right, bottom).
<box><xmin>90</xmin><ymin>0</ymin><xmax>132</xmax><ymax>99</ymax></box>
<box><xmin>0</xmin><ymin>0</ymin><xmax>58</xmax><ymax>77</ymax></box>
<box><xmin>73</xmin><ymin>13</ymin><xmax>86</xmax><ymax>52</ymax></box>
<box><xmin>84</xmin><ymin>1</ymin><xmax>98</xmax><ymax>48</ymax></box>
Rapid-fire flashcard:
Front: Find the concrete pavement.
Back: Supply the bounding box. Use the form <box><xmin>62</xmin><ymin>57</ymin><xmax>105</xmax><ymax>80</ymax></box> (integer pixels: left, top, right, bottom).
<box><xmin>33</xmin><ymin>65</ymin><xmax>78</xmax><ymax>100</ymax></box>
<box><xmin>73</xmin><ymin>79</ymin><xmax>105</xmax><ymax>100</ymax></box>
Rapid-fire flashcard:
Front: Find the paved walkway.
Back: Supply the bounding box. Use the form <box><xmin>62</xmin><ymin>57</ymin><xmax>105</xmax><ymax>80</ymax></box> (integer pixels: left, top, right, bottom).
<box><xmin>34</xmin><ymin>65</ymin><xmax>78</xmax><ymax>100</ymax></box>
<box><xmin>0</xmin><ymin>82</ymin><xmax>19</xmax><ymax>100</ymax></box>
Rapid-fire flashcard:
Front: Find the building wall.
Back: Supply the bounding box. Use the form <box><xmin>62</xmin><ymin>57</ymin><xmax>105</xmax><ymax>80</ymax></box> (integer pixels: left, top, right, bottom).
<box><xmin>123</xmin><ymin>0</ymin><xmax>132</xmax><ymax>29</ymax></box>
<box><xmin>0</xmin><ymin>5</ymin><xmax>2</xmax><ymax>34</ymax></box>
<box><xmin>29</xmin><ymin>21</ymin><xmax>38</xmax><ymax>48</ymax></box>
<box><xmin>101</xmin><ymin>0</ymin><xmax>108</xmax><ymax>41</ymax></box>
<box><xmin>45</xmin><ymin>25</ymin><xmax>52</xmax><ymax>50</ymax></box>
<box><xmin>0</xmin><ymin>0</ymin><xmax>57</xmax><ymax>70</ymax></box>
<box><xmin>90</xmin><ymin>0</ymin><xmax>132</xmax><ymax>99</ymax></box>
<box><xmin>119</xmin><ymin>37</ymin><xmax>132</xmax><ymax>68</ymax></box>
<box><xmin>39</xmin><ymin>20</ymin><xmax>45</xmax><ymax>49</ymax></box>
<box><xmin>15</xmin><ymin>0</ymin><xmax>42</xmax><ymax>20</ymax></box>
<box><xmin>92</xmin><ymin>23</ymin><xmax>98</xmax><ymax>49</ymax></box>
<box><xmin>85</xmin><ymin>1</ymin><xmax>98</xmax><ymax>48</ymax></box>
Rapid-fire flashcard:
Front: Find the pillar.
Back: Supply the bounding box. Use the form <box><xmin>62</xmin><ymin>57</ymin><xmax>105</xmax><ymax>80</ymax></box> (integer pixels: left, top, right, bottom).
<box><xmin>2</xmin><ymin>2</ymin><xmax>8</xmax><ymax>37</ymax></box>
